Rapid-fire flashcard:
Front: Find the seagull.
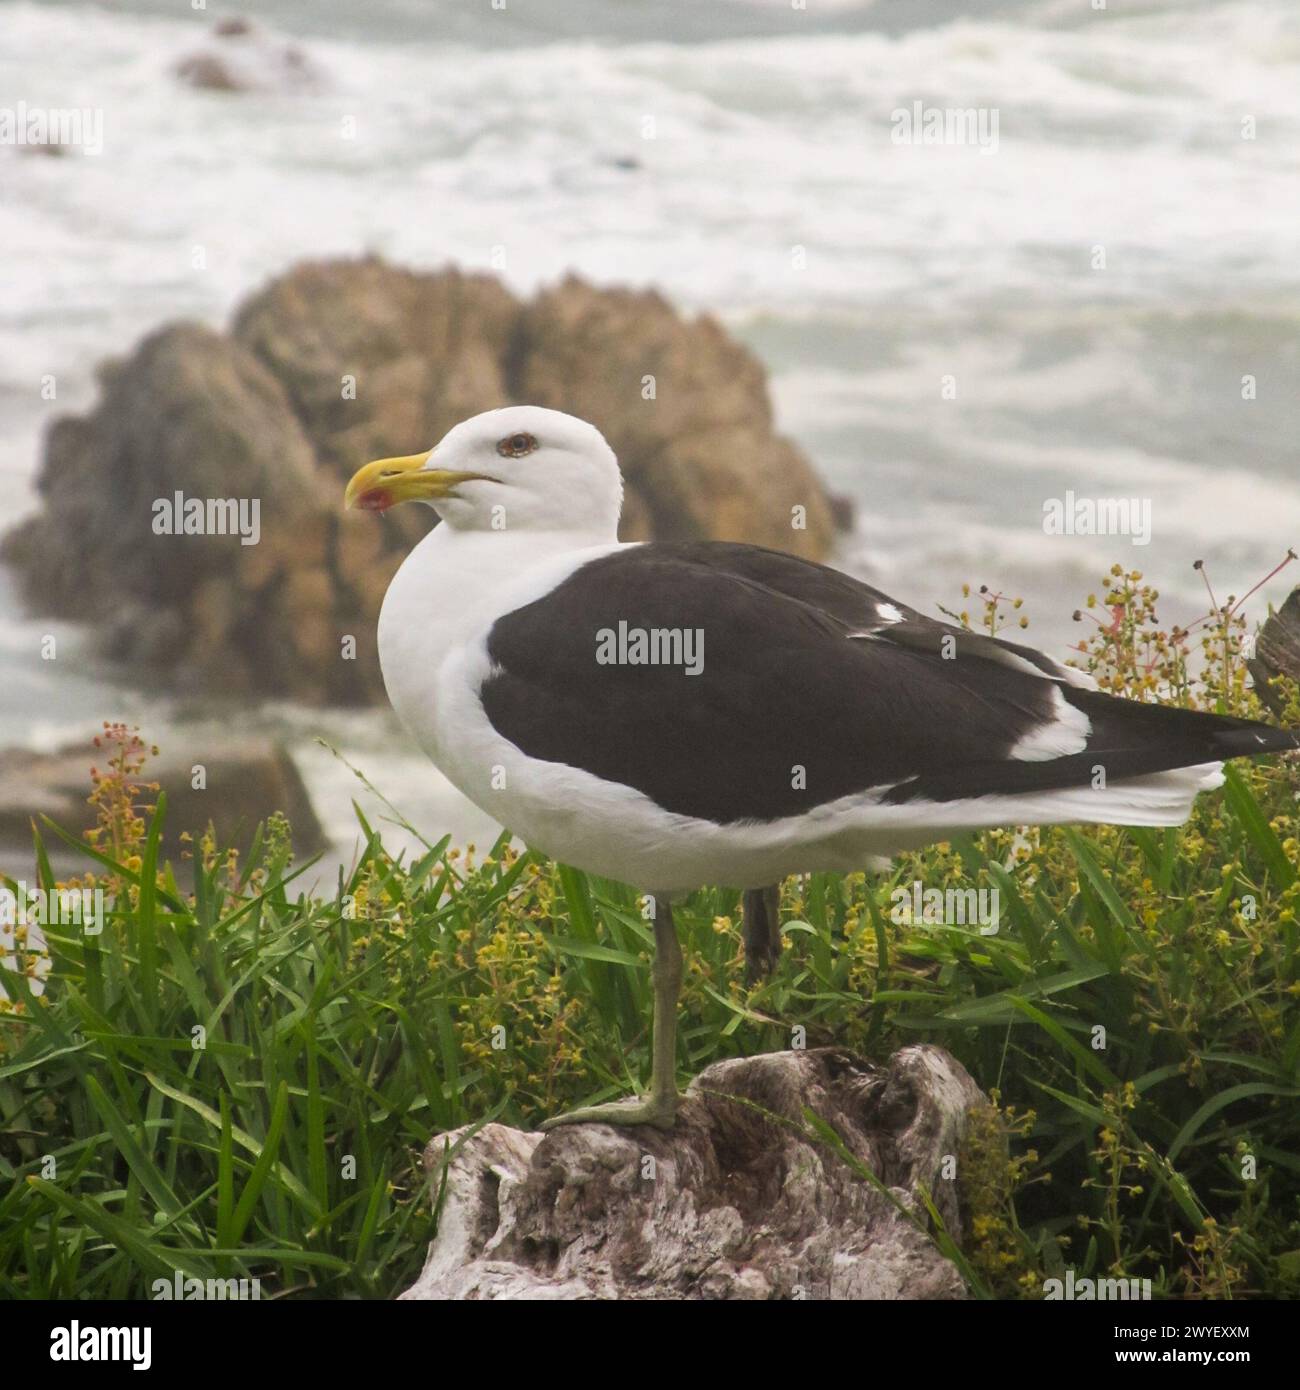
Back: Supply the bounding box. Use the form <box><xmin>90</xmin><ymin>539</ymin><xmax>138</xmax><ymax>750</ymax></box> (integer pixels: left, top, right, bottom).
<box><xmin>345</xmin><ymin>405</ymin><xmax>1298</xmax><ymax>1130</ymax></box>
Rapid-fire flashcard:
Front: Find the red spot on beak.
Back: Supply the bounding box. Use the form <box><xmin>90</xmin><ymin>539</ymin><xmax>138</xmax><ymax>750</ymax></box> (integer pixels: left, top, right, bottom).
<box><xmin>356</xmin><ymin>489</ymin><xmax>394</xmax><ymax>512</ymax></box>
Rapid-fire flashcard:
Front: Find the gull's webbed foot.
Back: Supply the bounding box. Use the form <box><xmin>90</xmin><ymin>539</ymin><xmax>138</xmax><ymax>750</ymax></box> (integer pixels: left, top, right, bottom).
<box><xmin>537</xmin><ymin>1093</ymin><xmax>678</xmax><ymax>1132</ymax></box>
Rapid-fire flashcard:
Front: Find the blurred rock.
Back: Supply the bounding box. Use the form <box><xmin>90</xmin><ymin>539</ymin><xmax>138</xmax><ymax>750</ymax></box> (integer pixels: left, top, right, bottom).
<box><xmin>3</xmin><ymin>256</ymin><xmax>836</xmax><ymax>704</ymax></box>
<box><xmin>828</xmin><ymin>489</ymin><xmax>856</xmax><ymax>532</ymax></box>
<box><xmin>0</xmin><ymin>735</ymin><xmax>324</xmax><ymax>877</ymax></box>
<box><xmin>174</xmin><ymin>17</ymin><xmax>324</xmax><ymax>94</ymax></box>
<box><xmin>516</xmin><ymin>275</ymin><xmax>833</xmax><ymax>551</ymax></box>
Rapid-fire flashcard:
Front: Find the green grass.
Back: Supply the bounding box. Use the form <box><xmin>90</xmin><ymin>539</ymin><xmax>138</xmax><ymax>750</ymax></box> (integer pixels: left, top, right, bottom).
<box><xmin>3</xmin><ymin>753</ymin><xmax>1298</xmax><ymax>1300</ymax></box>
<box><xmin>3</xmin><ymin>565</ymin><xmax>1300</xmax><ymax>1299</ymax></box>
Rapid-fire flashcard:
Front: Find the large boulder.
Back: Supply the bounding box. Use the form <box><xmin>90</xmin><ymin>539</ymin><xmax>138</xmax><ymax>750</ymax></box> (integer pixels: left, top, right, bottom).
<box><xmin>401</xmin><ymin>1045</ymin><xmax>987</xmax><ymax>1301</ymax></box>
<box><xmin>3</xmin><ymin>258</ymin><xmax>836</xmax><ymax>704</ymax></box>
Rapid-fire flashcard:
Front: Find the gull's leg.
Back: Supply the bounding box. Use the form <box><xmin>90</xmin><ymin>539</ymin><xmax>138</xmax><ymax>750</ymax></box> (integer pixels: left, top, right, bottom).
<box><xmin>742</xmin><ymin>884</ymin><xmax>782</xmax><ymax>982</ymax></box>
<box><xmin>538</xmin><ymin>896</ymin><xmax>682</xmax><ymax>1131</ymax></box>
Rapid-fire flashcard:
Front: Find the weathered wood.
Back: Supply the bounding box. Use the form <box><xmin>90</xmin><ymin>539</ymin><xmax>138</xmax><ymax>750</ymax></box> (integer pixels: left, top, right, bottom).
<box><xmin>1249</xmin><ymin>585</ymin><xmax>1300</xmax><ymax>716</ymax></box>
<box><xmin>401</xmin><ymin>1045</ymin><xmax>987</xmax><ymax>1300</ymax></box>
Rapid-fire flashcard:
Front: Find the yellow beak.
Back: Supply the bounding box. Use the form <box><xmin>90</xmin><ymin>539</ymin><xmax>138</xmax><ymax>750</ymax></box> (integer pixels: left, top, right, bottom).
<box><xmin>344</xmin><ymin>454</ymin><xmax>498</xmax><ymax>512</ymax></box>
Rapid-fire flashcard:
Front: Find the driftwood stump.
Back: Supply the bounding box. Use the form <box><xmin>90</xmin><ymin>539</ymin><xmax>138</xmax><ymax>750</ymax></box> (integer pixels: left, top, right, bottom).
<box><xmin>1249</xmin><ymin>585</ymin><xmax>1300</xmax><ymax>717</ymax></box>
<box><xmin>401</xmin><ymin>1045</ymin><xmax>987</xmax><ymax>1300</ymax></box>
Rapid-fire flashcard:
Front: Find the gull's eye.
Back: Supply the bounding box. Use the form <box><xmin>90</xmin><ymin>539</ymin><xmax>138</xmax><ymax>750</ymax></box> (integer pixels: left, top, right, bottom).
<box><xmin>497</xmin><ymin>431</ymin><xmax>539</xmax><ymax>458</ymax></box>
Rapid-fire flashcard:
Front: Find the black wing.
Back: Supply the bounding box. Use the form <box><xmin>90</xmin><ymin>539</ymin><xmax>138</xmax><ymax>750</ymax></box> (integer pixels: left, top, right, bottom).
<box><xmin>480</xmin><ymin>542</ymin><xmax>1295</xmax><ymax>824</ymax></box>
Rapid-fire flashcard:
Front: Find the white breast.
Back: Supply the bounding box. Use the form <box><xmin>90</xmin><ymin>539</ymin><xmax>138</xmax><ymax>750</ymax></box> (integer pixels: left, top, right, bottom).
<box><xmin>377</xmin><ymin>523</ymin><xmax>625</xmax><ymax>778</ymax></box>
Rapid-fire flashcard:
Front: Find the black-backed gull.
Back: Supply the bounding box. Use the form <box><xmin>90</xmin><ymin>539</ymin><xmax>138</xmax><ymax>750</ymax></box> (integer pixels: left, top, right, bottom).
<box><xmin>344</xmin><ymin>405</ymin><xmax>1297</xmax><ymax>1129</ymax></box>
